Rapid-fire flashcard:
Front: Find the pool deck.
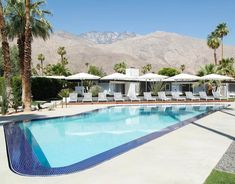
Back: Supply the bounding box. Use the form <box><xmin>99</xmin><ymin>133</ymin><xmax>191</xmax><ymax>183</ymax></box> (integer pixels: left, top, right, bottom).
<box><xmin>0</xmin><ymin>102</ymin><xmax>234</xmax><ymax>184</ymax></box>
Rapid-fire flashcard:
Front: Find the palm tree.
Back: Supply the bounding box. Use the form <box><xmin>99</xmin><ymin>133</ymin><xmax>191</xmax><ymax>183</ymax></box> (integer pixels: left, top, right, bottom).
<box><xmin>23</xmin><ymin>0</ymin><xmax>32</xmax><ymax>111</ymax></box>
<box><xmin>197</xmin><ymin>64</ymin><xmax>217</xmax><ymax>76</ymax></box>
<box><xmin>207</xmin><ymin>32</ymin><xmax>220</xmax><ymax>65</ymax></box>
<box><xmin>180</xmin><ymin>64</ymin><xmax>185</xmax><ymax>72</ymax></box>
<box><xmin>217</xmin><ymin>58</ymin><xmax>235</xmax><ymax>77</ymax></box>
<box><xmin>57</xmin><ymin>46</ymin><xmax>67</xmax><ymax>65</ymax></box>
<box><xmin>5</xmin><ymin>0</ymin><xmax>52</xmax><ymax>106</ymax></box>
<box><xmin>141</xmin><ymin>64</ymin><xmax>152</xmax><ymax>74</ymax></box>
<box><xmin>113</xmin><ymin>62</ymin><xmax>127</xmax><ymax>74</ymax></box>
<box><xmin>215</xmin><ymin>23</ymin><xmax>229</xmax><ymax>60</ymax></box>
<box><xmin>0</xmin><ymin>1</ymin><xmax>11</xmax><ymax>95</ymax></box>
<box><xmin>37</xmin><ymin>53</ymin><xmax>45</xmax><ymax>76</ymax></box>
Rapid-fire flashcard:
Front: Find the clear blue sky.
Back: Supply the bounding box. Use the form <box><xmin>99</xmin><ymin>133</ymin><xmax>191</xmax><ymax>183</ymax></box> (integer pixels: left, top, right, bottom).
<box><xmin>46</xmin><ymin>0</ymin><xmax>235</xmax><ymax>45</ymax></box>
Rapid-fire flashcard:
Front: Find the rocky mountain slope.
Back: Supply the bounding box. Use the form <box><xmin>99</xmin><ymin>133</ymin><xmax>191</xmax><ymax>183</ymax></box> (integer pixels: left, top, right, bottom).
<box><xmin>79</xmin><ymin>31</ymin><xmax>137</xmax><ymax>44</ymax></box>
<box><xmin>31</xmin><ymin>31</ymin><xmax>235</xmax><ymax>74</ymax></box>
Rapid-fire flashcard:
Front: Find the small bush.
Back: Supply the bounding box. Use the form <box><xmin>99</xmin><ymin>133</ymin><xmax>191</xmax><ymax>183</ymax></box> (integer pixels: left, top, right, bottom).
<box><xmin>89</xmin><ymin>85</ymin><xmax>102</xmax><ymax>97</ymax></box>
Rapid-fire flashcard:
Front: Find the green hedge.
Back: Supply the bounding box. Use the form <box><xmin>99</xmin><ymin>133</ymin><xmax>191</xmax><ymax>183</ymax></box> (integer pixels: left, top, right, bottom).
<box><xmin>31</xmin><ymin>78</ymin><xmax>64</xmax><ymax>100</ymax></box>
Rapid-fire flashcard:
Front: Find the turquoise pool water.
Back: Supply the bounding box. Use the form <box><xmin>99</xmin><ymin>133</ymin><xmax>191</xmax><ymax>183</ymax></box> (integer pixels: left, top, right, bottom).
<box><xmin>19</xmin><ymin>105</ymin><xmax>222</xmax><ymax>168</ymax></box>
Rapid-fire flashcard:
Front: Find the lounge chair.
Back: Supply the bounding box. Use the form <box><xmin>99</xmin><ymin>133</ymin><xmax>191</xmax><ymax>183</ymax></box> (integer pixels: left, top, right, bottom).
<box><xmin>158</xmin><ymin>92</ymin><xmax>171</xmax><ymax>101</ymax></box>
<box><xmin>171</xmin><ymin>92</ymin><xmax>186</xmax><ymax>101</ymax></box>
<box><xmin>212</xmin><ymin>91</ymin><xmax>227</xmax><ymax>100</ymax></box>
<box><xmin>185</xmin><ymin>92</ymin><xmax>200</xmax><ymax>101</ymax></box>
<box><xmin>199</xmin><ymin>92</ymin><xmax>214</xmax><ymax>101</ymax></box>
<box><xmin>98</xmin><ymin>92</ymin><xmax>108</xmax><ymax>102</ymax></box>
<box><xmin>114</xmin><ymin>92</ymin><xmax>125</xmax><ymax>102</ymax></box>
<box><xmin>129</xmin><ymin>94</ymin><xmax>141</xmax><ymax>102</ymax></box>
<box><xmin>69</xmin><ymin>92</ymin><xmax>78</xmax><ymax>103</ymax></box>
<box><xmin>82</xmin><ymin>93</ymin><xmax>93</xmax><ymax>102</ymax></box>
<box><xmin>143</xmin><ymin>92</ymin><xmax>156</xmax><ymax>101</ymax></box>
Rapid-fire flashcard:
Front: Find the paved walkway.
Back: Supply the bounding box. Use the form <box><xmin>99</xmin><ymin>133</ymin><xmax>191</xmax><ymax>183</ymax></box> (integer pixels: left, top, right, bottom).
<box><xmin>0</xmin><ymin>102</ymin><xmax>234</xmax><ymax>184</ymax></box>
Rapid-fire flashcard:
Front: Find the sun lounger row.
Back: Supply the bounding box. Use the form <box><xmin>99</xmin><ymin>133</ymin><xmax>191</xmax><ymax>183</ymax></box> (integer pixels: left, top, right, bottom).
<box><xmin>68</xmin><ymin>91</ymin><xmax>227</xmax><ymax>103</ymax></box>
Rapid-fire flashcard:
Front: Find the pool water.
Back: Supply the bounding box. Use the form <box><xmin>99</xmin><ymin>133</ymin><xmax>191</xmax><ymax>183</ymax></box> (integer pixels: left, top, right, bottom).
<box><xmin>17</xmin><ymin>105</ymin><xmax>222</xmax><ymax>168</ymax></box>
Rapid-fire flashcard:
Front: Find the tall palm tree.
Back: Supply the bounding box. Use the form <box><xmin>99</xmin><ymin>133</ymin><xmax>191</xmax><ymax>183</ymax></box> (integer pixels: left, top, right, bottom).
<box><xmin>57</xmin><ymin>46</ymin><xmax>67</xmax><ymax>65</ymax></box>
<box><xmin>23</xmin><ymin>0</ymin><xmax>32</xmax><ymax>111</ymax></box>
<box><xmin>0</xmin><ymin>1</ymin><xmax>11</xmax><ymax>94</ymax></box>
<box><xmin>215</xmin><ymin>23</ymin><xmax>229</xmax><ymax>60</ymax></box>
<box><xmin>207</xmin><ymin>32</ymin><xmax>220</xmax><ymax>65</ymax></box>
<box><xmin>37</xmin><ymin>53</ymin><xmax>45</xmax><ymax>76</ymax></box>
<box><xmin>180</xmin><ymin>64</ymin><xmax>185</xmax><ymax>72</ymax></box>
<box><xmin>5</xmin><ymin>0</ymin><xmax>52</xmax><ymax>105</ymax></box>
<box><xmin>141</xmin><ymin>64</ymin><xmax>152</xmax><ymax>74</ymax></box>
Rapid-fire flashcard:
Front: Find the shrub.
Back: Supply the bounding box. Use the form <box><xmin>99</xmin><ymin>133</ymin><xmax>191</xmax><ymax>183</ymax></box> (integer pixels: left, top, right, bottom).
<box><xmin>31</xmin><ymin>78</ymin><xmax>63</xmax><ymax>100</ymax></box>
<box><xmin>158</xmin><ymin>67</ymin><xmax>180</xmax><ymax>77</ymax></box>
<box><xmin>89</xmin><ymin>85</ymin><xmax>102</xmax><ymax>97</ymax></box>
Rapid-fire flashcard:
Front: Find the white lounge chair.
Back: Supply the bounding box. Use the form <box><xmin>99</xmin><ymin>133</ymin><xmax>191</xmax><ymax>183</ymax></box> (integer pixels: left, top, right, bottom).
<box><xmin>82</xmin><ymin>93</ymin><xmax>93</xmax><ymax>102</ymax></box>
<box><xmin>158</xmin><ymin>92</ymin><xmax>171</xmax><ymax>101</ymax></box>
<box><xmin>98</xmin><ymin>92</ymin><xmax>108</xmax><ymax>102</ymax></box>
<box><xmin>143</xmin><ymin>92</ymin><xmax>156</xmax><ymax>101</ymax></box>
<box><xmin>171</xmin><ymin>92</ymin><xmax>186</xmax><ymax>101</ymax></box>
<box><xmin>129</xmin><ymin>94</ymin><xmax>141</xmax><ymax>102</ymax></box>
<box><xmin>114</xmin><ymin>92</ymin><xmax>125</xmax><ymax>102</ymax></box>
<box><xmin>69</xmin><ymin>92</ymin><xmax>78</xmax><ymax>103</ymax></box>
<box><xmin>212</xmin><ymin>91</ymin><xmax>227</xmax><ymax>100</ymax></box>
<box><xmin>185</xmin><ymin>92</ymin><xmax>200</xmax><ymax>101</ymax></box>
<box><xmin>199</xmin><ymin>92</ymin><xmax>214</xmax><ymax>101</ymax></box>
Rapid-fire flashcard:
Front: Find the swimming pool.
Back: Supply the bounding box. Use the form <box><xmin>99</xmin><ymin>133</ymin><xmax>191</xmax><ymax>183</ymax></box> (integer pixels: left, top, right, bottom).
<box><xmin>4</xmin><ymin>105</ymin><xmax>225</xmax><ymax>176</ymax></box>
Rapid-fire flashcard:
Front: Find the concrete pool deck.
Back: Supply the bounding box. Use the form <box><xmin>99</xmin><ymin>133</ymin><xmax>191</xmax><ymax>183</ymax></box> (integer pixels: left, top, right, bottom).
<box><xmin>0</xmin><ymin>102</ymin><xmax>234</xmax><ymax>184</ymax></box>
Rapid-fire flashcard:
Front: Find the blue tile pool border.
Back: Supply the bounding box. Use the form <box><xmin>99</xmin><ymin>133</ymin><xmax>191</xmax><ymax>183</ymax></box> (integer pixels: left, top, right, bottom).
<box><xmin>3</xmin><ymin>105</ymin><xmax>227</xmax><ymax>176</ymax></box>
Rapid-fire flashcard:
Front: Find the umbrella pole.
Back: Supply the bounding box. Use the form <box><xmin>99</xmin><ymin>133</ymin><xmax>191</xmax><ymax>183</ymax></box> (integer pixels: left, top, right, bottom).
<box><xmin>145</xmin><ymin>80</ymin><xmax>147</xmax><ymax>92</ymax></box>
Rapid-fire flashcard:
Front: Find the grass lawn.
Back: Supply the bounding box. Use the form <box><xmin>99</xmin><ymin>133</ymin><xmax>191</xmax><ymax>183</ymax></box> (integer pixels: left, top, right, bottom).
<box><xmin>204</xmin><ymin>169</ymin><xmax>235</xmax><ymax>184</ymax></box>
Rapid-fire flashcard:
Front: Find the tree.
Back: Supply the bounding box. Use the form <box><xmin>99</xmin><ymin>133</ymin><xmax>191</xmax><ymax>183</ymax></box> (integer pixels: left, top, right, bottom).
<box><xmin>141</xmin><ymin>64</ymin><xmax>152</xmax><ymax>74</ymax></box>
<box><xmin>197</xmin><ymin>64</ymin><xmax>217</xmax><ymax>76</ymax></box>
<box><xmin>5</xmin><ymin>0</ymin><xmax>52</xmax><ymax>108</ymax></box>
<box><xmin>113</xmin><ymin>62</ymin><xmax>127</xmax><ymax>74</ymax></box>
<box><xmin>180</xmin><ymin>64</ymin><xmax>185</xmax><ymax>72</ymax></box>
<box><xmin>158</xmin><ymin>67</ymin><xmax>180</xmax><ymax>77</ymax></box>
<box><xmin>57</xmin><ymin>46</ymin><xmax>68</xmax><ymax>65</ymax></box>
<box><xmin>37</xmin><ymin>53</ymin><xmax>45</xmax><ymax>76</ymax></box>
<box><xmin>207</xmin><ymin>32</ymin><xmax>220</xmax><ymax>65</ymax></box>
<box><xmin>44</xmin><ymin>63</ymin><xmax>71</xmax><ymax>76</ymax></box>
<box><xmin>217</xmin><ymin>58</ymin><xmax>235</xmax><ymax>77</ymax></box>
<box><xmin>88</xmin><ymin>65</ymin><xmax>106</xmax><ymax>77</ymax></box>
<box><xmin>0</xmin><ymin>1</ymin><xmax>11</xmax><ymax>100</ymax></box>
<box><xmin>215</xmin><ymin>23</ymin><xmax>229</xmax><ymax>60</ymax></box>
<box><xmin>23</xmin><ymin>0</ymin><xmax>32</xmax><ymax>111</ymax></box>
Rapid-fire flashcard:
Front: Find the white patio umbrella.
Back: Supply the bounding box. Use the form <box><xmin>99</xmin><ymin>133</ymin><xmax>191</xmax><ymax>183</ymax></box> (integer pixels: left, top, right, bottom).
<box><xmin>139</xmin><ymin>73</ymin><xmax>168</xmax><ymax>81</ymax></box>
<box><xmin>66</xmin><ymin>73</ymin><xmax>100</xmax><ymax>95</ymax></box>
<box><xmin>164</xmin><ymin>73</ymin><xmax>201</xmax><ymax>81</ymax></box>
<box><xmin>66</xmin><ymin>73</ymin><xmax>100</xmax><ymax>80</ymax></box>
<box><xmin>139</xmin><ymin>73</ymin><xmax>168</xmax><ymax>91</ymax></box>
<box><xmin>200</xmin><ymin>74</ymin><xmax>234</xmax><ymax>81</ymax></box>
<box><xmin>101</xmin><ymin>73</ymin><xmax>138</xmax><ymax>81</ymax></box>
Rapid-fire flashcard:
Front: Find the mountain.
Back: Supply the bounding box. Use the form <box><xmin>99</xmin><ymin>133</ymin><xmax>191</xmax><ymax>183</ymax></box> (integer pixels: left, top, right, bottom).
<box><xmin>31</xmin><ymin>31</ymin><xmax>235</xmax><ymax>74</ymax></box>
<box><xmin>79</xmin><ymin>31</ymin><xmax>137</xmax><ymax>44</ymax></box>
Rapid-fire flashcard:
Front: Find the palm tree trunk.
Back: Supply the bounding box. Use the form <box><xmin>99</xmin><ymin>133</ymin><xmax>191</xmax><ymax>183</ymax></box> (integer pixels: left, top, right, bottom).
<box><xmin>17</xmin><ymin>36</ymin><xmax>25</xmax><ymax>103</ymax></box>
<box><xmin>221</xmin><ymin>37</ymin><xmax>224</xmax><ymax>61</ymax></box>
<box><xmin>23</xmin><ymin>0</ymin><xmax>32</xmax><ymax>111</ymax></box>
<box><xmin>0</xmin><ymin>1</ymin><xmax>11</xmax><ymax>99</ymax></box>
<box><xmin>214</xmin><ymin>49</ymin><xmax>218</xmax><ymax>65</ymax></box>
